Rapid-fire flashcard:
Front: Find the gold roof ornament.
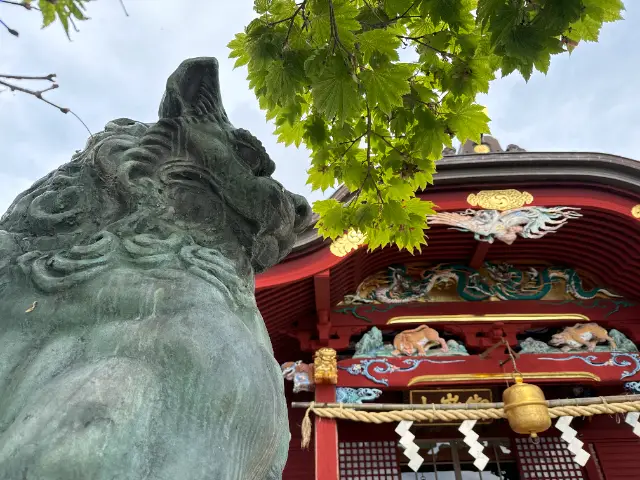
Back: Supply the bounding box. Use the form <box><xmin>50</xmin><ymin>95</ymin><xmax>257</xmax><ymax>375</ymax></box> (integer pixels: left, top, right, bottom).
<box><xmin>473</xmin><ymin>144</ymin><xmax>491</xmax><ymax>154</ymax></box>
<box><xmin>632</xmin><ymin>204</ymin><xmax>640</xmax><ymax>219</ymax></box>
<box><xmin>313</xmin><ymin>347</ymin><xmax>338</xmax><ymax>385</ymax></box>
<box><xmin>467</xmin><ymin>189</ymin><xmax>534</xmax><ymax>211</ymax></box>
<box><xmin>329</xmin><ymin>229</ymin><xmax>367</xmax><ymax>257</ymax></box>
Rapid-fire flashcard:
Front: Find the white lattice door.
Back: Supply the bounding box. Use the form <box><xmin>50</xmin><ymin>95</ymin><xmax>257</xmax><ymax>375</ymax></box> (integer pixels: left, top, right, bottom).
<box><xmin>338</xmin><ymin>440</ymin><xmax>402</xmax><ymax>480</ymax></box>
<box><xmin>515</xmin><ymin>436</ymin><xmax>586</xmax><ymax>479</ymax></box>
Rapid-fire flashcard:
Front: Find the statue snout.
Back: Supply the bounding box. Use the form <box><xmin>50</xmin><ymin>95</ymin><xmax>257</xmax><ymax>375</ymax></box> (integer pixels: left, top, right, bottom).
<box><xmin>290</xmin><ymin>193</ymin><xmax>312</xmax><ymax>234</ymax></box>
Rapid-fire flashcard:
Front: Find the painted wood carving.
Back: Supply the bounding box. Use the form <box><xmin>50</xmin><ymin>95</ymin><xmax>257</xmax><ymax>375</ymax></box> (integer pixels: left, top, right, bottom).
<box><xmin>281</xmin><ymin>361</ymin><xmax>314</xmax><ymax>393</ymax></box>
<box><xmin>427</xmin><ymin>206</ymin><xmax>582</xmax><ymax>245</ymax></box>
<box><xmin>342</xmin><ymin>262</ymin><xmax>620</xmax><ymax>304</ymax></box>
<box><xmin>353</xmin><ymin>326</ymin><xmax>469</xmax><ymax>358</ymax></box>
<box><xmin>519</xmin><ymin>324</ymin><xmax>637</xmax><ymax>354</ymax></box>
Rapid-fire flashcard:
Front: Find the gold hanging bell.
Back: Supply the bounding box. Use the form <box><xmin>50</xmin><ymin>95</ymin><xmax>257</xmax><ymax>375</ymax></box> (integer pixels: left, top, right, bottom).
<box><xmin>502</xmin><ymin>376</ymin><xmax>552</xmax><ymax>438</ymax></box>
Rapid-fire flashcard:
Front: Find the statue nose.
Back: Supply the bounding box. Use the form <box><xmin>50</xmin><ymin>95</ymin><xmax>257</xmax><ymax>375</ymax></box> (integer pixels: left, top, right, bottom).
<box><xmin>291</xmin><ymin>193</ymin><xmax>312</xmax><ymax>234</ymax></box>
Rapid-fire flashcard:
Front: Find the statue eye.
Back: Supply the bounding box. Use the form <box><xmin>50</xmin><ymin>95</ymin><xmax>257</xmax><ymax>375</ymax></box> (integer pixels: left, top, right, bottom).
<box><xmin>235</xmin><ymin>141</ymin><xmax>261</xmax><ymax>171</ymax></box>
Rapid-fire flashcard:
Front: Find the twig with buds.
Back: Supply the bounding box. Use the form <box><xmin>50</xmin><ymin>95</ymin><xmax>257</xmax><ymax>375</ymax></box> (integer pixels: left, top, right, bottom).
<box><xmin>0</xmin><ymin>73</ymin><xmax>91</xmax><ymax>134</ymax></box>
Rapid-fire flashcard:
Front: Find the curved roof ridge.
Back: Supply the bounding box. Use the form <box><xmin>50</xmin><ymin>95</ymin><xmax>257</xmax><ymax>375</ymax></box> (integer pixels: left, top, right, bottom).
<box><xmin>285</xmin><ymin>150</ymin><xmax>640</xmax><ymax>257</ymax></box>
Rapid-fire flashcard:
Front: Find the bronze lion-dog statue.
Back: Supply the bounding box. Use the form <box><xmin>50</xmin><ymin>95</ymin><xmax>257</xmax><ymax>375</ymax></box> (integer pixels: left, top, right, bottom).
<box><xmin>0</xmin><ymin>58</ymin><xmax>311</xmax><ymax>480</ymax></box>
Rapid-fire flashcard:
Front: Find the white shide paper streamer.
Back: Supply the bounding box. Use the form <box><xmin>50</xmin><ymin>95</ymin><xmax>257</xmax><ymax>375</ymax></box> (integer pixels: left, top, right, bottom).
<box><xmin>458</xmin><ymin>419</ymin><xmax>489</xmax><ymax>471</ymax></box>
<box><xmin>555</xmin><ymin>416</ymin><xmax>591</xmax><ymax>467</ymax></box>
<box><xmin>396</xmin><ymin>420</ymin><xmax>424</xmax><ymax>472</ymax></box>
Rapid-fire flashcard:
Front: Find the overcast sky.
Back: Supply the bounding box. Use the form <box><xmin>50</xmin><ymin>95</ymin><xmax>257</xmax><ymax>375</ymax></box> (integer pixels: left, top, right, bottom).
<box><xmin>1</xmin><ymin>1</ymin><xmax>638</xmax><ymax>214</ymax></box>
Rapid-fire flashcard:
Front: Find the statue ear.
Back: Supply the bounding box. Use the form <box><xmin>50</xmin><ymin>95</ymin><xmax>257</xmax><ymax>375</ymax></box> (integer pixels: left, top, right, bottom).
<box><xmin>158</xmin><ymin>57</ymin><xmax>231</xmax><ymax>124</ymax></box>
<box><xmin>158</xmin><ymin>90</ymin><xmax>184</xmax><ymax>118</ymax></box>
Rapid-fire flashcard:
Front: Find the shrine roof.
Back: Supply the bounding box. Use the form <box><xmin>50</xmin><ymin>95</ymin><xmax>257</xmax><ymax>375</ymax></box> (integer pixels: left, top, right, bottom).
<box><xmin>258</xmin><ymin>143</ymin><xmax>640</xmax><ymax>361</ymax></box>
<box><xmin>286</xmin><ymin>147</ymin><xmax>640</xmax><ymax>257</ymax></box>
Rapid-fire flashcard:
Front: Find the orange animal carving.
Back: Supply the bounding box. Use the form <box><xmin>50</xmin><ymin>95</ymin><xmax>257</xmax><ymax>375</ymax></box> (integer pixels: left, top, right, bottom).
<box><xmin>392</xmin><ymin>325</ymin><xmax>448</xmax><ymax>356</ymax></box>
<box><xmin>548</xmin><ymin>323</ymin><xmax>617</xmax><ymax>352</ymax></box>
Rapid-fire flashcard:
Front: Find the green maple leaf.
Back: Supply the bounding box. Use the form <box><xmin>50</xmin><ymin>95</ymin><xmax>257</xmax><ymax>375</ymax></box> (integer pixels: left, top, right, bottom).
<box><xmin>533</xmin><ymin>51</ymin><xmax>551</xmax><ymax>75</ymax></box>
<box><xmin>420</xmin><ymin>0</ymin><xmax>468</xmax><ymax>32</ymax></box>
<box><xmin>309</xmin><ymin>0</ymin><xmax>360</xmax><ymax>48</ymax></box>
<box><xmin>384</xmin><ymin>177</ymin><xmax>415</xmax><ymax>201</ymax></box>
<box><xmin>228</xmin><ymin>34</ymin><xmax>251</xmax><ymax>68</ymax></box>
<box><xmin>396</xmin><ymin>226</ymin><xmax>428</xmax><ymax>254</ymax></box>
<box><xmin>532</xmin><ymin>0</ymin><xmax>582</xmax><ymax>31</ymax></box>
<box><xmin>583</xmin><ymin>0</ymin><xmax>625</xmax><ymax>22</ymax></box>
<box><xmin>361</xmin><ymin>63</ymin><xmax>414</xmax><ymax>115</ymax></box>
<box><xmin>39</xmin><ymin>1</ymin><xmax>57</xmax><ymax>27</ymax></box>
<box><xmin>352</xmin><ymin>203</ymin><xmax>378</xmax><ymax>229</ymax></box>
<box><xmin>413</xmin><ymin>107</ymin><xmax>450</xmax><ymax>160</ymax></box>
<box><xmin>265</xmin><ymin>59</ymin><xmax>304</xmax><ymax>105</ymax></box>
<box><xmin>366</xmin><ymin>225</ymin><xmax>392</xmax><ymax>251</ymax></box>
<box><xmin>342</xmin><ymin>156</ymin><xmax>369</xmax><ymax>190</ymax></box>
<box><xmin>410</xmin><ymin>171</ymin><xmax>435</xmax><ymax>191</ymax></box>
<box><xmin>570</xmin><ymin>15</ymin><xmax>603</xmax><ymax>42</ymax></box>
<box><xmin>310</xmin><ymin>56</ymin><xmax>361</xmax><ymax>124</ymax></box>
<box><xmin>36</xmin><ymin>0</ymin><xmax>88</xmax><ymax>38</ymax></box>
<box><xmin>274</xmin><ymin>119</ymin><xmax>305</xmax><ymax>147</ymax></box>
<box><xmin>404</xmin><ymin>197</ymin><xmax>436</xmax><ymax>219</ymax></box>
<box><xmin>357</xmin><ymin>28</ymin><xmax>402</xmax><ymax>65</ymax></box>
<box><xmin>444</xmin><ymin>98</ymin><xmax>490</xmax><ymax>143</ymax></box>
<box><xmin>314</xmin><ymin>199</ymin><xmax>347</xmax><ymax>238</ymax></box>
<box><xmin>383</xmin><ymin>0</ymin><xmax>415</xmax><ymax>17</ymax></box>
<box><xmin>303</xmin><ymin>115</ymin><xmax>330</xmax><ymax>147</ymax></box>
<box><xmin>307</xmin><ymin>167</ymin><xmax>336</xmax><ymax>192</ymax></box>
<box><xmin>382</xmin><ymin>200</ymin><xmax>410</xmax><ymax>225</ymax></box>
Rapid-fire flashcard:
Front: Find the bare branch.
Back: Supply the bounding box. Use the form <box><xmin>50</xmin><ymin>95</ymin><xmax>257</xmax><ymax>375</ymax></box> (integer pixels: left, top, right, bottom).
<box><xmin>0</xmin><ymin>18</ymin><xmax>19</xmax><ymax>36</ymax></box>
<box><xmin>0</xmin><ymin>0</ymin><xmax>38</xmax><ymax>10</ymax></box>
<box><xmin>0</xmin><ymin>76</ymin><xmax>91</xmax><ymax>135</ymax></box>
<box><xmin>118</xmin><ymin>0</ymin><xmax>129</xmax><ymax>17</ymax></box>
<box><xmin>0</xmin><ymin>73</ymin><xmax>56</xmax><ymax>81</ymax></box>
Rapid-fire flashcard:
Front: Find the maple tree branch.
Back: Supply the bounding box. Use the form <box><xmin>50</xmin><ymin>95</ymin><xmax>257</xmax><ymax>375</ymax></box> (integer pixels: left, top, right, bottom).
<box><xmin>327</xmin><ymin>0</ymin><xmax>350</xmax><ymax>56</ymax></box>
<box><xmin>268</xmin><ymin>1</ymin><xmax>306</xmax><ymax>27</ymax></box>
<box><xmin>359</xmin><ymin>0</ymin><xmax>420</xmax><ymax>28</ymax></box>
<box><xmin>0</xmin><ymin>0</ymin><xmax>38</xmax><ymax>10</ymax></box>
<box><xmin>399</xmin><ymin>35</ymin><xmax>454</xmax><ymax>60</ymax></box>
<box><xmin>365</xmin><ymin>104</ymin><xmax>385</xmax><ymax>207</ymax></box>
<box><xmin>283</xmin><ymin>0</ymin><xmax>306</xmax><ymax>47</ymax></box>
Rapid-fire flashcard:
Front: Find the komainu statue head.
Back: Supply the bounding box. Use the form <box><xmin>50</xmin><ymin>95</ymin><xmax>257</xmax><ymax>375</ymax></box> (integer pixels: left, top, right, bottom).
<box><xmin>1</xmin><ymin>57</ymin><xmax>311</xmax><ymax>276</ymax></box>
<box><xmin>0</xmin><ymin>58</ymin><xmax>310</xmax><ymax>480</ymax></box>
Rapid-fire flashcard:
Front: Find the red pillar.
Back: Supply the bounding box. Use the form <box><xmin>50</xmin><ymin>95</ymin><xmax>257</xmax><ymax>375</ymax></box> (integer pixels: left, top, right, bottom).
<box><xmin>315</xmin><ymin>384</ymin><xmax>339</xmax><ymax>480</ymax></box>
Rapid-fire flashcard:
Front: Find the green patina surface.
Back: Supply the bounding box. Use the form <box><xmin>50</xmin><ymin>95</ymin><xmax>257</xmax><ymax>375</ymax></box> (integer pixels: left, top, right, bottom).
<box><xmin>0</xmin><ymin>58</ymin><xmax>310</xmax><ymax>480</ymax></box>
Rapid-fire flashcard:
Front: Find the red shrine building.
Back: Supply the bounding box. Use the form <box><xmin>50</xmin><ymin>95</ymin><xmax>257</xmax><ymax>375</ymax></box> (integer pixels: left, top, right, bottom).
<box><xmin>255</xmin><ymin>137</ymin><xmax>640</xmax><ymax>480</ymax></box>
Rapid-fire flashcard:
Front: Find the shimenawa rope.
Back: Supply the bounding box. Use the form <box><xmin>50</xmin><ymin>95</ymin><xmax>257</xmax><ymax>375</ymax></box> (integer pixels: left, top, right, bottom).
<box><xmin>299</xmin><ymin>401</ymin><xmax>640</xmax><ymax>449</ymax></box>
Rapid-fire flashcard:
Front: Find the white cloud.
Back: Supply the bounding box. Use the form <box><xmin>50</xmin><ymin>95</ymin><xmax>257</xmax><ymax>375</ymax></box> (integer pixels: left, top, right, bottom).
<box><xmin>1</xmin><ymin>0</ymin><xmax>638</xmax><ymax>214</ymax></box>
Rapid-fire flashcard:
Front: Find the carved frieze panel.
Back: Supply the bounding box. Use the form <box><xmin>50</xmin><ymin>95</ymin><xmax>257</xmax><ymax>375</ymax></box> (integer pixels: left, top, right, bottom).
<box><xmin>342</xmin><ymin>262</ymin><xmax>620</xmax><ymax>305</ymax></box>
<box><xmin>428</xmin><ymin>205</ymin><xmax>581</xmax><ymax>245</ymax></box>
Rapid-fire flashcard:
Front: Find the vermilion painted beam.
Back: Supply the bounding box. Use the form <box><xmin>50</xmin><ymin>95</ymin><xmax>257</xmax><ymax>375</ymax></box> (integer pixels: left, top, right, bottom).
<box><xmin>334</xmin><ymin>352</ymin><xmax>640</xmax><ymax>389</ymax></box>
<box><xmin>255</xmin><ymin>187</ymin><xmax>640</xmax><ymax>290</ymax></box>
<box><xmin>315</xmin><ymin>384</ymin><xmax>338</xmax><ymax>480</ymax></box>
<box><xmin>314</xmin><ymin>271</ymin><xmax>331</xmax><ymax>312</ymax></box>
<box><xmin>256</xmin><ymin>246</ymin><xmax>348</xmax><ymax>289</ymax></box>
<box><xmin>314</xmin><ymin>271</ymin><xmax>332</xmax><ymax>343</ymax></box>
<box><xmin>469</xmin><ymin>241</ymin><xmax>491</xmax><ymax>269</ymax></box>
<box><xmin>330</xmin><ymin>300</ymin><xmax>640</xmax><ymax>326</ymax></box>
